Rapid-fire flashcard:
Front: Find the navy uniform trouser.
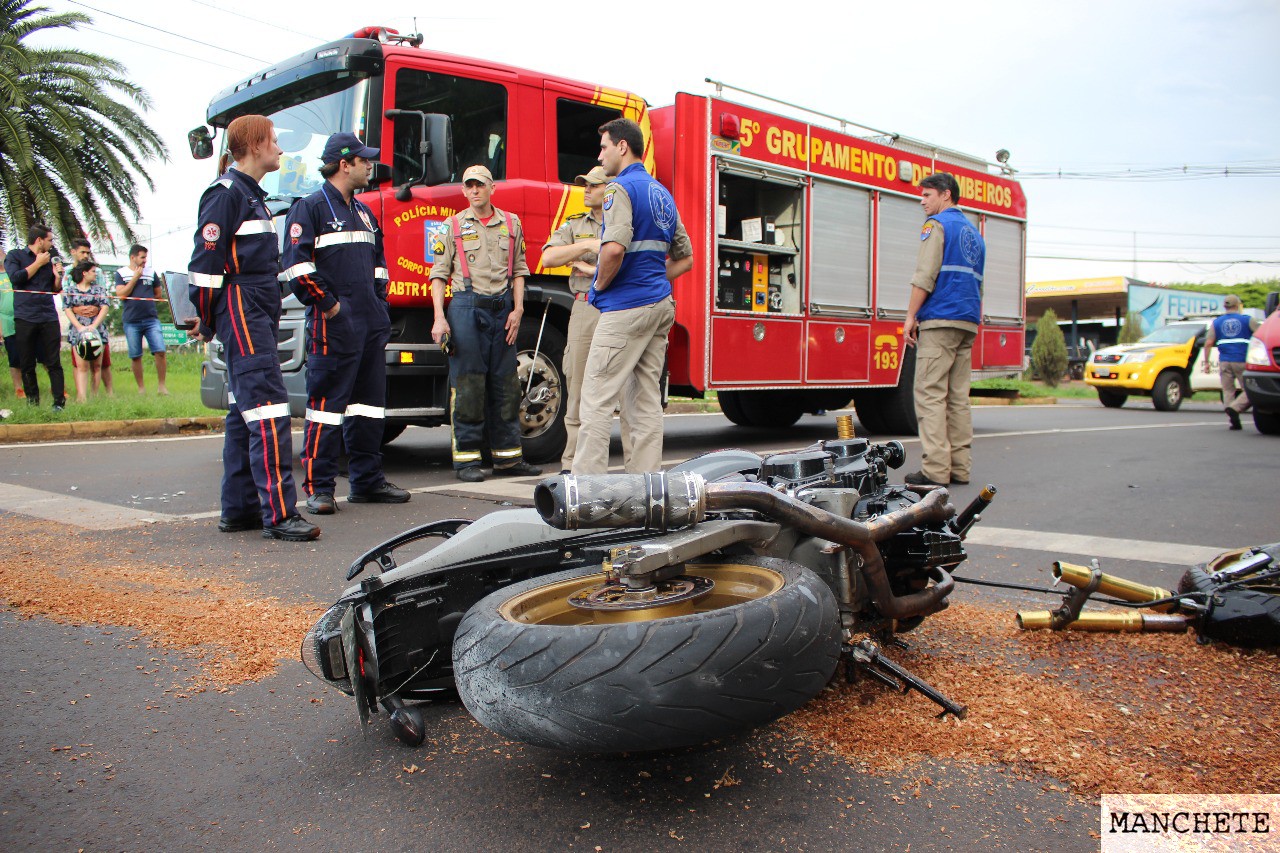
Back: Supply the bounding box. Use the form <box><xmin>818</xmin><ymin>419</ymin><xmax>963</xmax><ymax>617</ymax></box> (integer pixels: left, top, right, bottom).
<box><xmin>301</xmin><ymin>306</ymin><xmax>391</xmax><ymax>496</ymax></box>
<box><xmin>445</xmin><ymin>289</ymin><xmax>524</xmax><ymax>470</ymax></box>
<box><xmin>217</xmin><ymin>277</ymin><xmax>299</xmax><ymax>525</ymax></box>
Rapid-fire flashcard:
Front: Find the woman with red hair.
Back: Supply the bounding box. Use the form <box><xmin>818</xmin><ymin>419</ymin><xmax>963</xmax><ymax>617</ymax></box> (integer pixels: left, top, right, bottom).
<box><xmin>188</xmin><ymin>114</ymin><xmax>319</xmax><ymax>542</ymax></box>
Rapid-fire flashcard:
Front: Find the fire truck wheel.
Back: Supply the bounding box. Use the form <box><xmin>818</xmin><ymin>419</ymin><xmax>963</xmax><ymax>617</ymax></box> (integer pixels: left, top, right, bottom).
<box><xmin>1097</xmin><ymin>388</ymin><xmax>1128</xmax><ymax>408</ymax></box>
<box><xmin>854</xmin><ymin>347</ymin><xmax>917</xmax><ymax>435</ymax></box>
<box><xmin>717</xmin><ymin>390</ymin><xmax>754</xmax><ymax>426</ymax></box>
<box><xmin>516</xmin><ymin>317</ymin><xmax>568</xmax><ymax>465</ymax></box>
<box><xmin>451</xmin><ymin>556</ymin><xmax>841</xmax><ymax>753</ymax></box>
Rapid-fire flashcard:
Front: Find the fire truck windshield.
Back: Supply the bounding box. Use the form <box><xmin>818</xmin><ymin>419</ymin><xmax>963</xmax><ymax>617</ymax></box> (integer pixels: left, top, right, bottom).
<box><xmin>220</xmin><ymin>79</ymin><xmax>370</xmax><ymax>200</ymax></box>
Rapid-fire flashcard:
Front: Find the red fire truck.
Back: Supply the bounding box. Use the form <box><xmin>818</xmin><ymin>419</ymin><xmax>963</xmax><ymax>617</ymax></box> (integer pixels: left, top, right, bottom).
<box><xmin>191</xmin><ymin>26</ymin><xmax>1027</xmax><ymax>461</ymax></box>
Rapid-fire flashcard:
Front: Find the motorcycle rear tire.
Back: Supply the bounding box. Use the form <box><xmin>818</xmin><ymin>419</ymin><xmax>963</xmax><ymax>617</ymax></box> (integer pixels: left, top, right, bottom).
<box><xmin>452</xmin><ymin>556</ymin><xmax>841</xmax><ymax>752</ymax></box>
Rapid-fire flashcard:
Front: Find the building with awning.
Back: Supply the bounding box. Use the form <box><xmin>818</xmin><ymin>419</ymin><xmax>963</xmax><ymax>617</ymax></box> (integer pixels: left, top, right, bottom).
<box><xmin>1025</xmin><ymin>277</ymin><xmax>1227</xmax><ymax>346</ymax></box>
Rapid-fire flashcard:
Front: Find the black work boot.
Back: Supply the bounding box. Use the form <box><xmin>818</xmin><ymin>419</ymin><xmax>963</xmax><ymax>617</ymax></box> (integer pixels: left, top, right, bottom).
<box><xmin>263</xmin><ymin>515</ymin><xmax>321</xmax><ymax>541</ymax></box>
<box><xmin>347</xmin><ymin>482</ymin><xmax>411</xmax><ymax>504</ymax></box>
<box><xmin>1226</xmin><ymin>408</ymin><xmax>1242</xmax><ymax>430</ymax></box>
<box><xmin>218</xmin><ymin>515</ymin><xmax>263</xmax><ymax>533</ymax></box>
<box><xmin>306</xmin><ymin>493</ymin><xmax>337</xmax><ymax>514</ymax></box>
<box><xmin>496</xmin><ymin>461</ymin><xmax>543</xmax><ymax>477</ymax></box>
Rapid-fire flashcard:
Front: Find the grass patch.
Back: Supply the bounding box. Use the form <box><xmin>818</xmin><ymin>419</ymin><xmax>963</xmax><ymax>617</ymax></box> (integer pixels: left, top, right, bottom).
<box><xmin>971</xmin><ymin>377</ymin><xmax>1096</xmax><ymax>399</ymax></box>
<box><xmin>0</xmin><ymin>347</ymin><xmax>214</xmax><ymax>424</ymax></box>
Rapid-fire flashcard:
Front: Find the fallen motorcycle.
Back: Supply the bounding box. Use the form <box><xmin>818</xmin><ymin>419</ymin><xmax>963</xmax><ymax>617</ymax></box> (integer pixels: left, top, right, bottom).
<box><xmin>303</xmin><ymin>422</ymin><xmax>996</xmax><ymax>752</ymax></box>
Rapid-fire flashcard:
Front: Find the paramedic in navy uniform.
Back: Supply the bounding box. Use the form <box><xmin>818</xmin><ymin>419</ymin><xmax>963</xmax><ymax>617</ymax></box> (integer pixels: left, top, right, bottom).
<box><xmin>188</xmin><ymin>115</ymin><xmax>319</xmax><ymax>542</ymax></box>
<box><xmin>281</xmin><ymin>133</ymin><xmax>410</xmax><ymax>514</ymax></box>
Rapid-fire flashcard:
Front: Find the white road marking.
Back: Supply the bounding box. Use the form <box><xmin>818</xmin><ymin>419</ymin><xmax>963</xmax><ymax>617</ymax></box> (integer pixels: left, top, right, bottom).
<box><xmin>0</xmin><ymin>482</ymin><xmax>182</xmax><ymax>530</ymax></box>
<box><xmin>962</xmin><ymin>526</ymin><xmax>1228</xmax><ymax>566</ymax></box>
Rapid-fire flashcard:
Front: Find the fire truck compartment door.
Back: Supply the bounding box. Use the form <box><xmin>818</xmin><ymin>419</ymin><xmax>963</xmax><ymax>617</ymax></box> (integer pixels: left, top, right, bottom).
<box><xmin>875</xmin><ymin>193</ymin><xmax>925</xmax><ymax>315</ymax></box>
<box><xmin>980</xmin><ymin>216</ymin><xmax>1025</xmax><ymax>323</ymax></box>
<box><xmin>809</xmin><ymin>180</ymin><xmax>871</xmax><ymax>315</ymax></box>
<box><xmin>710</xmin><ymin>317</ymin><xmax>803</xmax><ymax>383</ymax></box>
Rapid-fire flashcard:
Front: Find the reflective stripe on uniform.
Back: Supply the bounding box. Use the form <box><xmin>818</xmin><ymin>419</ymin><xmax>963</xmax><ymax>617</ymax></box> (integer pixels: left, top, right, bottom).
<box><xmin>628</xmin><ymin>239</ymin><xmax>670</xmax><ymax>254</ymax></box>
<box><xmin>373</xmin><ymin>267</ymin><xmax>389</xmax><ymax>281</ymax></box>
<box><xmin>344</xmin><ymin>403</ymin><xmax>385</xmax><ymax>419</ymax></box>
<box><xmin>940</xmin><ymin>264</ymin><xmax>984</xmax><ymax>281</ymax></box>
<box><xmin>1216</xmin><ymin>338</ymin><xmax>1251</xmax><ymax>346</ymax></box>
<box><xmin>305</xmin><ymin>408</ymin><xmax>344</xmax><ymax>425</ymax></box>
<box><xmin>227</xmin><ymin>391</ymin><xmax>236</xmax><ymax>404</ymax></box>
<box><xmin>452</xmin><ymin>449</ymin><xmax>482</xmax><ymax>462</ymax></box>
<box><xmin>315</xmin><ymin>231</ymin><xmax>376</xmax><ymax>249</ymax></box>
<box><xmin>240</xmin><ymin>402</ymin><xmax>291</xmax><ymax>423</ymax></box>
<box><xmin>279</xmin><ymin>261</ymin><xmax>317</xmax><ymax>282</ymax></box>
<box><xmin>491</xmin><ymin>447</ymin><xmax>523</xmax><ymax>459</ymax></box>
<box><xmin>190</xmin><ymin>272</ymin><xmax>224</xmax><ymax>289</ymax></box>
<box><xmin>236</xmin><ymin>219</ymin><xmax>276</xmax><ymax>236</ymax></box>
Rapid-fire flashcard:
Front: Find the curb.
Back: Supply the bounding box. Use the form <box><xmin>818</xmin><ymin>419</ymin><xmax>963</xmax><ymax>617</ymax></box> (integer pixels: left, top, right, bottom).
<box><xmin>0</xmin><ymin>416</ymin><xmax>227</xmax><ymax>443</ymax></box>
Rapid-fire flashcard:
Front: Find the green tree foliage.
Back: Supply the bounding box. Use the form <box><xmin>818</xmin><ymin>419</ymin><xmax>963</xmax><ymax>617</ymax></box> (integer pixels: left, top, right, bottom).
<box><xmin>1162</xmin><ymin>279</ymin><xmax>1279</xmax><ymax>311</ymax></box>
<box><xmin>1031</xmin><ymin>308</ymin><xmax>1069</xmax><ymax>388</ymax></box>
<box><xmin>0</xmin><ymin>0</ymin><xmax>167</xmax><ymax>248</ymax></box>
<box><xmin>1118</xmin><ymin>311</ymin><xmax>1145</xmax><ymax>344</ymax></box>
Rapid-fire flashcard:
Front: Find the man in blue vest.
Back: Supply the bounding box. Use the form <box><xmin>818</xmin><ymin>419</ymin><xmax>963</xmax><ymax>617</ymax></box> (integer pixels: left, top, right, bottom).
<box><xmin>902</xmin><ymin>172</ymin><xmax>985</xmax><ymax>488</ymax></box>
<box><xmin>1204</xmin><ymin>294</ymin><xmax>1260</xmax><ymax>430</ymax></box>
<box><xmin>572</xmin><ymin>118</ymin><xmax>693</xmax><ymax>474</ymax></box>
<box><xmin>282</xmin><ymin>132</ymin><xmax>411</xmax><ymax>512</ymax></box>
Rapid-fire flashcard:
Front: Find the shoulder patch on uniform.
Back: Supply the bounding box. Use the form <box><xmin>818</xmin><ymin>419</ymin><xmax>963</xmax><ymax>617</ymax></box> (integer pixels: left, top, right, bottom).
<box><xmin>603</xmin><ymin>191</ymin><xmax>615</xmax><ymax>211</ymax></box>
<box><xmin>202</xmin><ymin>223</ymin><xmax>221</xmax><ymax>242</ymax></box>
<box><xmin>431</xmin><ymin>239</ymin><xmax>446</xmax><ymax>256</ymax></box>
<box><xmin>566</xmin><ymin>212</ymin><xmax>587</xmax><ymax>220</ymax></box>
<box><xmin>920</xmin><ymin>222</ymin><xmax>936</xmax><ymax>242</ymax></box>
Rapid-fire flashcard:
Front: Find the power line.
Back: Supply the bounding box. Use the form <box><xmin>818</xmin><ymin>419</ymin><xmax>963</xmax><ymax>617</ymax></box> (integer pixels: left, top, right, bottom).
<box><xmin>1028</xmin><ymin>254</ymin><xmax>1280</xmax><ymax>265</ymax></box>
<box><xmin>1032</xmin><ymin>224</ymin><xmax>1279</xmax><ymax>239</ymax></box>
<box><xmin>181</xmin><ymin>0</ymin><xmax>326</xmax><ymax>42</ymax></box>
<box><xmin>64</xmin><ymin>0</ymin><xmax>268</xmax><ymax>63</ymax></box>
<box><xmin>86</xmin><ymin>23</ymin><xmax>256</xmax><ymax>74</ymax></box>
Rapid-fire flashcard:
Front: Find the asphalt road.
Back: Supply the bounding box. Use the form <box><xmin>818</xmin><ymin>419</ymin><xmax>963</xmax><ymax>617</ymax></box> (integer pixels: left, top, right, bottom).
<box><xmin>1</xmin><ymin>397</ymin><xmax>1274</xmax><ymax>851</ymax></box>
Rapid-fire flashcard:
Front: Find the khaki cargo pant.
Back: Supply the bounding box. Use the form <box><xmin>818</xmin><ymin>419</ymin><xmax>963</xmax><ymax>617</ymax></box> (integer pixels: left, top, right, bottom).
<box><xmin>572</xmin><ymin>296</ymin><xmax>675</xmax><ymax>475</ymax></box>
<box><xmin>913</xmin><ymin>326</ymin><xmax>976</xmax><ymax>484</ymax></box>
<box><xmin>561</xmin><ymin>296</ymin><xmax>633</xmax><ymax>471</ymax></box>
<box><xmin>1220</xmin><ymin>362</ymin><xmax>1252</xmax><ymax>414</ymax></box>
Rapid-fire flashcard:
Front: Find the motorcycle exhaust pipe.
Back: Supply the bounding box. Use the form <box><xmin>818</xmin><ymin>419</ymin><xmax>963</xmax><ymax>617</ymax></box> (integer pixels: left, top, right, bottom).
<box><xmin>1016</xmin><ymin>610</ymin><xmax>1190</xmax><ymax>632</ymax></box>
<box><xmin>533</xmin><ymin>472</ymin><xmax>707</xmax><ymax>532</ymax></box>
<box><xmin>1054</xmin><ymin>561</ymin><xmax>1176</xmax><ymax>613</ymax></box>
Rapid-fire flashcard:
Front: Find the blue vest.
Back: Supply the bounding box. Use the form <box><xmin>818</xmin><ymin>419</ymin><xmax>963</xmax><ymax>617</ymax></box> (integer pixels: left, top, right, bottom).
<box><xmin>592</xmin><ymin>162</ymin><xmax>676</xmax><ymax>313</ymax></box>
<box><xmin>1212</xmin><ymin>312</ymin><xmax>1252</xmax><ymax>363</ymax></box>
<box><xmin>917</xmin><ymin>206</ymin><xmax>984</xmax><ymax>326</ymax></box>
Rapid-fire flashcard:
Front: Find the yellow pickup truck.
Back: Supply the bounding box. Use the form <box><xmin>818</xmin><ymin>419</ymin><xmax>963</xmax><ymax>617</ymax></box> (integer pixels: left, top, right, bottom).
<box><xmin>1085</xmin><ymin>319</ymin><xmax>1219</xmax><ymax>410</ymax></box>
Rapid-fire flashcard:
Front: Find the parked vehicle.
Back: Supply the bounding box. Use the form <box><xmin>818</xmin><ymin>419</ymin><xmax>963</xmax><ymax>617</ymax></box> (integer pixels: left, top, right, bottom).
<box><xmin>190</xmin><ymin>26</ymin><xmax>1028</xmax><ymax>455</ymax></box>
<box><xmin>1243</xmin><ymin>292</ymin><xmax>1280</xmax><ymax>435</ymax></box>
<box><xmin>1084</xmin><ymin>319</ymin><xmax>1220</xmax><ymax>410</ymax></box>
<box><xmin>302</xmin><ymin>425</ymin><xmax>994</xmax><ymax>751</ymax></box>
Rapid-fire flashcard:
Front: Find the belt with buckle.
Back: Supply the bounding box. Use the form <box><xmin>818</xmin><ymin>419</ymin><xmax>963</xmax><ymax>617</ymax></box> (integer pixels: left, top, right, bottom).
<box><xmin>469</xmin><ymin>290</ymin><xmax>509</xmax><ymax>310</ymax></box>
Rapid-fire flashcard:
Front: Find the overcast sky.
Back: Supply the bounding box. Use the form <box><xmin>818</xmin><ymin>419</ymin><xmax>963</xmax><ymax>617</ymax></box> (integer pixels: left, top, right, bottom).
<box><xmin>32</xmin><ymin>0</ymin><xmax>1280</xmax><ymax>287</ymax></box>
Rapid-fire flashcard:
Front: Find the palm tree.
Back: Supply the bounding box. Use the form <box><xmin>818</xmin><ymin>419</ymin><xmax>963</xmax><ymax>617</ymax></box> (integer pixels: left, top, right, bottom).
<box><xmin>0</xmin><ymin>0</ymin><xmax>167</xmax><ymax>250</ymax></box>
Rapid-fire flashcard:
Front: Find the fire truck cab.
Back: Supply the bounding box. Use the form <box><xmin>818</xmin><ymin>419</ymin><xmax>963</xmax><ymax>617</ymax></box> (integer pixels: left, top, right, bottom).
<box><xmin>191</xmin><ymin>26</ymin><xmax>1027</xmax><ymax>459</ymax></box>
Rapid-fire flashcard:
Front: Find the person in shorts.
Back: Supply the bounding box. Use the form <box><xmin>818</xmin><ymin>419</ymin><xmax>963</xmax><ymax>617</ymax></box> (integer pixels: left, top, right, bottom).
<box><xmin>114</xmin><ymin>244</ymin><xmax>168</xmax><ymax>395</ymax></box>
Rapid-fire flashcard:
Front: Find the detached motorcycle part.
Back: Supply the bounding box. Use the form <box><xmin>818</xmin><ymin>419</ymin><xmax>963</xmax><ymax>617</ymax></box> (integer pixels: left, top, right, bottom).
<box><xmin>1016</xmin><ymin>610</ymin><xmax>1191</xmax><ymax>632</ymax></box>
<box><xmin>1179</xmin><ymin>543</ymin><xmax>1280</xmax><ymax>648</ymax></box>
<box><xmin>1054</xmin><ymin>560</ymin><xmax>1177</xmax><ymax>613</ymax></box>
<box><xmin>452</xmin><ymin>556</ymin><xmax>841</xmax><ymax>753</ymax></box>
<box><xmin>844</xmin><ymin>639</ymin><xmax>967</xmax><ymax>719</ymax></box>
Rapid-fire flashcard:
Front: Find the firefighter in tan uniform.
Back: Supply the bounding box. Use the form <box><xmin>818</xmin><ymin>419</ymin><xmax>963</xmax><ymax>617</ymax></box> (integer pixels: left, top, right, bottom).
<box><xmin>430</xmin><ymin>165</ymin><xmax>542</xmax><ymax>482</ymax></box>
<box><xmin>540</xmin><ymin>166</ymin><xmax>633</xmax><ymax>472</ymax></box>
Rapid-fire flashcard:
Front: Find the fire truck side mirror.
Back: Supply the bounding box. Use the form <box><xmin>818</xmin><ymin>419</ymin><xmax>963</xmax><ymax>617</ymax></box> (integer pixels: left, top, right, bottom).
<box><xmin>188</xmin><ymin>126</ymin><xmax>214</xmax><ymax>161</ymax></box>
<box><xmin>421</xmin><ymin>113</ymin><xmax>454</xmax><ymax>187</ymax></box>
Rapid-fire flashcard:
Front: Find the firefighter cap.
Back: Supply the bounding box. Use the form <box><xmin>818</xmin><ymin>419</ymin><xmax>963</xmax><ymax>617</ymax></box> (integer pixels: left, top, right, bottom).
<box><xmin>462</xmin><ymin>165</ymin><xmax>495</xmax><ymax>186</ymax></box>
<box><xmin>321</xmin><ymin>132</ymin><xmax>379</xmax><ymax>164</ymax></box>
<box><xmin>574</xmin><ymin>166</ymin><xmax>609</xmax><ymax>186</ymax></box>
